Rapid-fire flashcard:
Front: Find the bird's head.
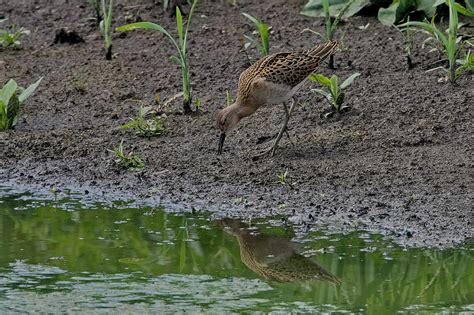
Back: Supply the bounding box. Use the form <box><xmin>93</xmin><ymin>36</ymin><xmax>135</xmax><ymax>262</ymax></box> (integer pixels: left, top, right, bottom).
<box><xmin>215</xmin><ymin>103</ymin><xmax>241</xmax><ymax>155</ymax></box>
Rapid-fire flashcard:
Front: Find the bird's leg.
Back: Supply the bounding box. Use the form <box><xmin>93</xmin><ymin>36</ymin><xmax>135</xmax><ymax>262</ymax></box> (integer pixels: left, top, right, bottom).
<box><xmin>256</xmin><ymin>98</ymin><xmax>296</xmax><ymax>157</ymax></box>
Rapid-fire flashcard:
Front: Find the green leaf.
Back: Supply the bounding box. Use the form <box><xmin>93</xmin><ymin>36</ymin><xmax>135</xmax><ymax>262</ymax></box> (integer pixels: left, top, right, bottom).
<box><xmin>242</xmin><ymin>12</ymin><xmax>260</xmax><ymax>27</ymax></box>
<box><xmin>340</xmin><ymin>72</ymin><xmax>360</xmax><ymax>90</ymax></box>
<box><xmin>378</xmin><ymin>2</ymin><xmax>400</xmax><ymax>26</ymax></box>
<box><xmin>6</xmin><ymin>93</ymin><xmax>20</xmax><ymax>128</ymax></box>
<box><xmin>0</xmin><ymin>79</ymin><xmax>17</xmax><ymax>107</ymax></box>
<box><xmin>116</xmin><ymin>22</ymin><xmax>178</xmax><ymax>50</ymax></box>
<box><xmin>18</xmin><ymin>77</ymin><xmax>42</xmax><ymax>103</ymax></box>
<box><xmin>301</xmin><ymin>0</ymin><xmax>370</xmax><ymax>17</ymax></box>
<box><xmin>309</xmin><ymin>73</ymin><xmax>331</xmax><ymax>87</ymax></box>
<box><xmin>329</xmin><ymin>75</ymin><xmax>339</xmax><ymax>98</ymax></box>
<box><xmin>399</xmin><ymin>21</ymin><xmax>447</xmax><ymax>47</ymax></box>
<box><xmin>170</xmin><ymin>55</ymin><xmax>183</xmax><ymax>65</ymax></box>
<box><xmin>454</xmin><ymin>2</ymin><xmax>474</xmax><ymax>16</ymax></box>
<box><xmin>176</xmin><ymin>6</ymin><xmax>184</xmax><ymax>48</ymax></box>
<box><xmin>311</xmin><ymin>88</ymin><xmax>329</xmax><ymax>97</ymax></box>
<box><xmin>183</xmin><ymin>0</ymin><xmax>198</xmax><ymax>48</ymax></box>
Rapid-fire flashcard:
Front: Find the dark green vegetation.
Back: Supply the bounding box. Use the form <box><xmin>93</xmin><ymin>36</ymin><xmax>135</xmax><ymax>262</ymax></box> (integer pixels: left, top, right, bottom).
<box><xmin>0</xmin><ymin>188</ymin><xmax>472</xmax><ymax>313</ymax></box>
<box><xmin>121</xmin><ymin>106</ymin><xmax>166</xmax><ymax>137</ymax></box>
<box><xmin>0</xmin><ymin>19</ymin><xmax>30</xmax><ymax>49</ymax></box>
<box><xmin>108</xmin><ymin>140</ymin><xmax>145</xmax><ymax>171</ymax></box>
<box><xmin>242</xmin><ymin>13</ymin><xmax>270</xmax><ymax>56</ymax></box>
<box><xmin>303</xmin><ymin>0</ymin><xmax>354</xmax><ymax>68</ymax></box>
<box><xmin>400</xmin><ymin>0</ymin><xmax>474</xmax><ymax>82</ymax></box>
<box><xmin>100</xmin><ymin>0</ymin><xmax>114</xmax><ymax>60</ymax></box>
<box><xmin>310</xmin><ymin>72</ymin><xmax>360</xmax><ymax>115</ymax></box>
<box><xmin>0</xmin><ymin>78</ymin><xmax>42</xmax><ymax>130</ymax></box>
<box><xmin>301</xmin><ymin>0</ymin><xmax>473</xmax><ymax>25</ymax></box>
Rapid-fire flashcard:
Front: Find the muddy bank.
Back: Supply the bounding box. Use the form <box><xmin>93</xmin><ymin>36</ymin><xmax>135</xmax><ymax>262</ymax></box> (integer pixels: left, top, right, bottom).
<box><xmin>0</xmin><ymin>0</ymin><xmax>472</xmax><ymax>248</ymax></box>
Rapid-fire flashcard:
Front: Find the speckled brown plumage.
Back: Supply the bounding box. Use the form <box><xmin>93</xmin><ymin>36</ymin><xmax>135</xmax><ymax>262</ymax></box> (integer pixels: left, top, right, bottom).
<box><xmin>216</xmin><ymin>41</ymin><xmax>339</xmax><ymax>156</ymax></box>
<box><xmin>236</xmin><ymin>41</ymin><xmax>339</xmax><ymax>104</ymax></box>
<box><xmin>220</xmin><ymin>219</ymin><xmax>342</xmax><ymax>284</ymax></box>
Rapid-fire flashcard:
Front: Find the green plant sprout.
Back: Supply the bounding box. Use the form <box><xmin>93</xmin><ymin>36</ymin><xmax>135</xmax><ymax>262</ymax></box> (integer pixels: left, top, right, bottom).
<box><xmin>399</xmin><ymin>0</ymin><xmax>472</xmax><ymax>83</ymax></box>
<box><xmin>194</xmin><ymin>98</ymin><xmax>202</xmax><ymax>111</ymax></box>
<box><xmin>309</xmin><ymin>72</ymin><xmax>360</xmax><ymax>115</ymax></box>
<box><xmin>302</xmin><ymin>0</ymin><xmax>353</xmax><ymax>68</ymax></box>
<box><xmin>456</xmin><ymin>49</ymin><xmax>473</xmax><ymax>79</ymax></box>
<box><xmin>277</xmin><ymin>169</ymin><xmax>289</xmax><ymax>185</ymax></box>
<box><xmin>121</xmin><ymin>106</ymin><xmax>165</xmax><ymax>137</ymax></box>
<box><xmin>100</xmin><ymin>0</ymin><xmax>113</xmax><ymax>60</ymax></box>
<box><xmin>85</xmin><ymin>0</ymin><xmax>102</xmax><ymax>24</ymax></box>
<box><xmin>117</xmin><ymin>0</ymin><xmax>199</xmax><ymax>114</ymax></box>
<box><xmin>0</xmin><ymin>19</ymin><xmax>30</xmax><ymax>48</ymax></box>
<box><xmin>0</xmin><ymin>78</ymin><xmax>42</xmax><ymax>131</ymax></box>
<box><xmin>395</xmin><ymin>16</ymin><xmax>415</xmax><ymax>69</ymax></box>
<box><xmin>108</xmin><ymin>140</ymin><xmax>145</xmax><ymax>171</ymax></box>
<box><xmin>242</xmin><ymin>13</ymin><xmax>270</xmax><ymax>56</ymax></box>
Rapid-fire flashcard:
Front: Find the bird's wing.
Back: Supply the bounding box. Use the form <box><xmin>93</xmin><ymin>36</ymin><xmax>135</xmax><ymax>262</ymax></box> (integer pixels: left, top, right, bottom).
<box><xmin>237</xmin><ymin>53</ymin><xmax>292</xmax><ymax>98</ymax></box>
<box><xmin>256</xmin><ymin>51</ymin><xmax>326</xmax><ymax>87</ymax></box>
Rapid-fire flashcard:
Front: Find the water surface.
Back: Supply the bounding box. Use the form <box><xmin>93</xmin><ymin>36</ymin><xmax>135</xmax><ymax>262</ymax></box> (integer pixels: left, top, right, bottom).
<box><xmin>0</xmin><ymin>187</ymin><xmax>472</xmax><ymax>313</ymax></box>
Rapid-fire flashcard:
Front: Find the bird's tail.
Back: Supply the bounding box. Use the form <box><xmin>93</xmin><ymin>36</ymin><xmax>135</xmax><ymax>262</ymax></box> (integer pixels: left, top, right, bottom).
<box><xmin>307</xmin><ymin>41</ymin><xmax>339</xmax><ymax>60</ymax></box>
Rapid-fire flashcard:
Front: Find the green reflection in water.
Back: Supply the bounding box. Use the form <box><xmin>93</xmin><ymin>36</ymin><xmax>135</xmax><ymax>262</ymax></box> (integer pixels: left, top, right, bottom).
<box><xmin>0</xmin><ymin>188</ymin><xmax>472</xmax><ymax>314</ymax></box>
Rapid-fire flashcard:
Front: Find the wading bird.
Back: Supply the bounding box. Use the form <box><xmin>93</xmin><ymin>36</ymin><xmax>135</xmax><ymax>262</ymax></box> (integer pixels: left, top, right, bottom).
<box><xmin>215</xmin><ymin>41</ymin><xmax>338</xmax><ymax>156</ymax></box>
<box><xmin>219</xmin><ymin>218</ymin><xmax>341</xmax><ymax>284</ymax></box>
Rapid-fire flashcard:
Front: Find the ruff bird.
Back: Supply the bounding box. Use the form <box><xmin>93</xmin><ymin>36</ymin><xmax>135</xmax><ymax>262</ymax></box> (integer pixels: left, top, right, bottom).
<box><xmin>216</xmin><ymin>41</ymin><xmax>339</xmax><ymax>156</ymax></box>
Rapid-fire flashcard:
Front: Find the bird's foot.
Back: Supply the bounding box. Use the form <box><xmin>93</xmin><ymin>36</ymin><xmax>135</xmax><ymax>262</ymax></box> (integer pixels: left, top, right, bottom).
<box><xmin>252</xmin><ymin>145</ymin><xmax>278</xmax><ymax>160</ymax></box>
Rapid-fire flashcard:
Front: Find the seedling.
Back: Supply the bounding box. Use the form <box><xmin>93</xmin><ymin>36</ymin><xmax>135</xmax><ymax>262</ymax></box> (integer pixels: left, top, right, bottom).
<box><xmin>0</xmin><ymin>78</ymin><xmax>42</xmax><ymax>131</ymax></box>
<box><xmin>456</xmin><ymin>49</ymin><xmax>474</xmax><ymax>79</ymax></box>
<box><xmin>302</xmin><ymin>0</ymin><xmax>353</xmax><ymax>68</ymax></box>
<box><xmin>194</xmin><ymin>98</ymin><xmax>202</xmax><ymax>111</ymax></box>
<box><xmin>117</xmin><ymin>0</ymin><xmax>199</xmax><ymax>114</ymax></box>
<box><xmin>242</xmin><ymin>13</ymin><xmax>270</xmax><ymax>56</ymax></box>
<box><xmin>121</xmin><ymin>106</ymin><xmax>165</xmax><ymax>137</ymax></box>
<box><xmin>0</xmin><ymin>19</ymin><xmax>30</xmax><ymax>48</ymax></box>
<box><xmin>108</xmin><ymin>140</ymin><xmax>145</xmax><ymax>171</ymax></box>
<box><xmin>277</xmin><ymin>169</ymin><xmax>289</xmax><ymax>185</ymax></box>
<box><xmin>309</xmin><ymin>72</ymin><xmax>360</xmax><ymax>115</ymax></box>
<box><xmin>100</xmin><ymin>0</ymin><xmax>113</xmax><ymax>60</ymax></box>
<box><xmin>399</xmin><ymin>0</ymin><xmax>472</xmax><ymax>83</ymax></box>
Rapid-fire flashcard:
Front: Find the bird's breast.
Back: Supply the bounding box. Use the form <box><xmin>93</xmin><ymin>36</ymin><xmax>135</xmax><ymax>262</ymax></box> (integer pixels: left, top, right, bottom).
<box><xmin>250</xmin><ymin>80</ymin><xmax>296</xmax><ymax>105</ymax></box>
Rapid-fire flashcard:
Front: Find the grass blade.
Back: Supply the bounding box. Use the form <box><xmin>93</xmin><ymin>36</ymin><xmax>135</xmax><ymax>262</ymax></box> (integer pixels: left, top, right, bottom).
<box><xmin>18</xmin><ymin>77</ymin><xmax>42</xmax><ymax>103</ymax></box>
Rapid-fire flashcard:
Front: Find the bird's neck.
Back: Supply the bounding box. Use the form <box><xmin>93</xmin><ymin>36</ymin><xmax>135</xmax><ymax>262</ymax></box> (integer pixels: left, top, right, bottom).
<box><xmin>234</xmin><ymin>99</ymin><xmax>260</xmax><ymax>119</ymax></box>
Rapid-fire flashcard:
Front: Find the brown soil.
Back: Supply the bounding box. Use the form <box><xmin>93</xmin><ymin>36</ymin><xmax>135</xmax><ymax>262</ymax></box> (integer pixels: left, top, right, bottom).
<box><xmin>1</xmin><ymin>0</ymin><xmax>472</xmax><ymax>248</ymax></box>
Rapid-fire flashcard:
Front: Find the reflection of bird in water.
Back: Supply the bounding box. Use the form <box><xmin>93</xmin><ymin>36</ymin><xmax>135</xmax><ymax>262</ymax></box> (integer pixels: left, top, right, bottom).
<box><xmin>219</xmin><ymin>219</ymin><xmax>341</xmax><ymax>284</ymax></box>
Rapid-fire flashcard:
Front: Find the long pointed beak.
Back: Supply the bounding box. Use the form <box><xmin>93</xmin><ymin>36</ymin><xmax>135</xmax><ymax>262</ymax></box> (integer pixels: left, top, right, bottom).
<box><xmin>218</xmin><ymin>133</ymin><xmax>226</xmax><ymax>155</ymax></box>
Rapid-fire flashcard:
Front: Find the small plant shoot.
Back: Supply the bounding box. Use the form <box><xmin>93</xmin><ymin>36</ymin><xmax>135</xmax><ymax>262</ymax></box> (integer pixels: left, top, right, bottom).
<box><xmin>278</xmin><ymin>169</ymin><xmax>288</xmax><ymax>185</ymax></box>
<box><xmin>0</xmin><ymin>19</ymin><xmax>30</xmax><ymax>48</ymax></box>
<box><xmin>116</xmin><ymin>0</ymin><xmax>199</xmax><ymax>114</ymax></box>
<box><xmin>302</xmin><ymin>0</ymin><xmax>353</xmax><ymax>68</ymax></box>
<box><xmin>100</xmin><ymin>0</ymin><xmax>113</xmax><ymax>60</ymax></box>
<box><xmin>108</xmin><ymin>140</ymin><xmax>145</xmax><ymax>171</ymax></box>
<box><xmin>309</xmin><ymin>72</ymin><xmax>360</xmax><ymax>115</ymax></box>
<box><xmin>121</xmin><ymin>106</ymin><xmax>166</xmax><ymax>137</ymax></box>
<box><xmin>399</xmin><ymin>0</ymin><xmax>473</xmax><ymax>83</ymax></box>
<box><xmin>0</xmin><ymin>78</ymin><xmax>42</xmax><ymax>131</ymax></box>
<box><xmin>242</xmin><ymin>13</ymin><xmax>270</xmax><ymax>56</ymax></box>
